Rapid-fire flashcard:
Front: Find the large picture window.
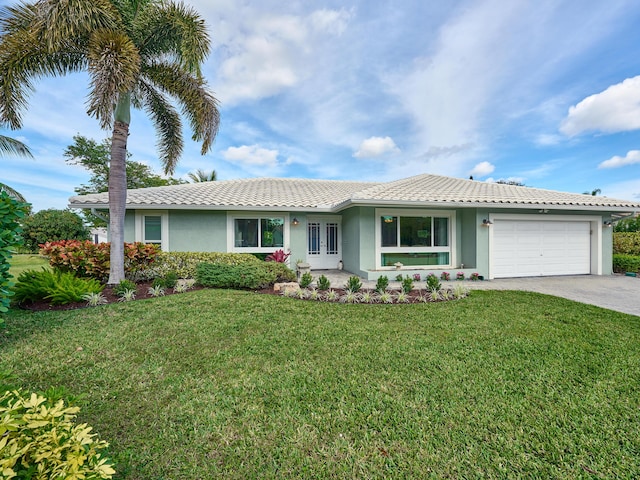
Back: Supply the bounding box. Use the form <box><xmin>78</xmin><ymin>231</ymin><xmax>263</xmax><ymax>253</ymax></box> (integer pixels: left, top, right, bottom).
<box><xmin>234</xmin><ymin>217</ymin><xmax>284</xmax><ymax>249</ymax></box>
<box><xmin>378</xmin><ymin>211</ymin><xmax>453</xmax><ymax>267</ymax></box>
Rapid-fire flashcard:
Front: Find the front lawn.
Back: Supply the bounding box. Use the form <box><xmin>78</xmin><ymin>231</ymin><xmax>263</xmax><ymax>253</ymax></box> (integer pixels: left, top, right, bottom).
<box><xmin>8</xmin><ymin>253</ymin><xmax>49</xmax><ymax>277</ymax></box>
<box><xmin>1</xmin><ymin>290</ymin><xmax>639</xmax><ymax>478</ymax></box>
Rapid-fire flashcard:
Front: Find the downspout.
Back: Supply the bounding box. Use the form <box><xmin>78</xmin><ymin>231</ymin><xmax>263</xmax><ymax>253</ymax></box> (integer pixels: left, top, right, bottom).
<box><xmin>91</xmin><ymin>208</ymin><xmax>109</xmax><ymax>223</ymax></box>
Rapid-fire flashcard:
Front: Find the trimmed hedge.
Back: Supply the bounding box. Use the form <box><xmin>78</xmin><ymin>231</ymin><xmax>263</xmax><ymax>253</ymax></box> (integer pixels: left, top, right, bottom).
<box><xmin>613</xmin><ymin>232</ymin><xmax>640</xmax><ymax>256</ymax></box>
<box><xmin>612</xmin><ymin>254</ymin><xmax>640</xmax><ymax>274</ymax></box>
<box><xmin>143</xmin><ymin>251</ymin><xmax>264</xmax><ymax>279</ymax></box>
<box><xmin>196</xmin><ymin>262</ymin><xmax>295</xmax><ymax>289</ymax></box>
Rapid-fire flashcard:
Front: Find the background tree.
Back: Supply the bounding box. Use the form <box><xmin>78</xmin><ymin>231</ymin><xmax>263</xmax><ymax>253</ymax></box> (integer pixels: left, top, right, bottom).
<box><xmin>0</xmin><ymin>0</ymin><xmax>220</xmax><ymax>284</ymax></box>
<box><xmin>583</xmin><ymin>188</ymin><xmax>602</xmax><ymax>196</ymax></box>
<box><xmin>21</xmin><ymin>209</ymin><xmax>90</xmax><ymax>252</ymax></box>
<box><xmin>65</xmin><ymin>135</ymin><xmax>186</xmax><ymax>226</ymax></box>
<box><xmin>0</xmin><ymin>134</ymin><xmax>32</xmax><ymax>203</ymax></box>
<box><xmin>614</xmin><ymin>215</ymin><xmax>640</xmax><ymax>232</ymax></box>
<box><xmin>187</xmin><ymin>168</ymin><xmax>217</xmax><ymax>182</ymax></box>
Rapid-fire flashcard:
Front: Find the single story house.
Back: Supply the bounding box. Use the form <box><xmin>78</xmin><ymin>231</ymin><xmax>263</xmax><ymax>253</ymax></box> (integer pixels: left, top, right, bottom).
<box><xmin>69</xmin><ymin>173</ymin><xmax>640</xmax><ymax>280</ymax></box>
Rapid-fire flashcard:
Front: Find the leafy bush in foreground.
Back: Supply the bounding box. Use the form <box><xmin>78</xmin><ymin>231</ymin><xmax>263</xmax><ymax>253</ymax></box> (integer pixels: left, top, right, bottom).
<box><xmin>196</xmin><ymin>262</ymin><xmax>295</xmax><ymax>289</ymax></box>
<box><xmin>13</xmin><ymin>269</ymin><xmax>103</xmax><ymax>305</ymax></box>
<box><xmin>0</xmin><ymin>389</ymin><xmax>115</xmax><ymax>479</ymax></box>
<box><xmin>613</xmin><ymin>232</ymin><xmax>640</xmax><ymax>256</ymax></box>
<box><xmin>612</xmin><ymin>254</ymin><xmax>640</xmax><ymax>273</ymax></box>
<box><xmin>0</xmin><ymin>191</ymin><xmax>28</xmax><ymax>314</ymax></box>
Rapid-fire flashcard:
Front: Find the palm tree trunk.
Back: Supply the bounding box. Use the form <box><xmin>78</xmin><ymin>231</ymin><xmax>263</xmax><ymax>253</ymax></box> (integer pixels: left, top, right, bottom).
<box><xmin>107</xmin><ymin>94</ymin><xmax>131</xmax><ymax>285</ymax></box>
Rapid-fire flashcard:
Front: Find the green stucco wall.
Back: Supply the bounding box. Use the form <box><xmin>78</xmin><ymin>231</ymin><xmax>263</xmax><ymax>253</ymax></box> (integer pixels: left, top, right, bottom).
<box><xmin>168</xmin><ymin>211</ymin><xmax>227</xmax><ymax>251</ymax></box>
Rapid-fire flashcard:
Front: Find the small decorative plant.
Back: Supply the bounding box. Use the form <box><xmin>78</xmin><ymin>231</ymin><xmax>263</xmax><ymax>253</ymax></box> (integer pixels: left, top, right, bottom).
<box><xmin>361</xmin><ymin>291</ymin><xmax>376</xmax><ymax>304</ymax></box>
<box><xmin>307</xmin><ymin>288</ymin><xmax>320</xmax><ymax>300</ymax></box>
<box><xmin>375</xmin><ymin>275</ymin><xmax>389</xmax><ymax>293</ymax></box>
<box><xmin>340</xmin><ymin>290</ymin><xmax>360</xmax><ymax>303</ymax></box>
<box><xmin>456</xmin><ymin>271</ymin><xmax>465</xmax><ymax>281</ymax></box>
<box><xmin>118</xmin><ymin>289</ymin><xmax>136</xmax><ymax>302</ymax></box>
<box><xmin>413</xmin><ymin>273</ymin><xmax>421</xmax><ymax>281</ymax></box>
<box><xmin>325</xmin><ymin>289</ymin><xmax>339</xmax><ymax>301</ymax></box>
<box><xmin>379</xmin><ymin>291</ymin><xmax>393</xmax><ymax>304</ymax></box>
<box><xmin>316</xmin><ymin>274</ymin><xmax>331</xmax><ymax>291</ymax></box>
<box><xmin>401</xmin><ymin>276</ymin><xmax>414</xmax><ymax>293</ymax></box>
<box><xmin>344</xmin><ymin>275</ymin><xmax>362</xmax><ymax>293</ymax></box>
<box><xmin>299</xmin><ymin>271</ymin><xmax>313</xmax><ymax>288</ymax></box>
<box><xmin>82</xmin><ymin>292</ymin><xmax>107</xmax><ymax>307</ymax></box>
<box><xmin>266</xmin><ymin>249</ymin><xmax>291</xmax><ymax>263</ymax></box>
<box><xmin>440</xmin><ymin>271</ymin><xmax>450</xmax><ymax>281</ymax></box>
<box><xmin>114</xmin><ymin>279</ymin><xmax>137</xmax><ymax>297</ymax></box>
<box><xmin>148</xmin><ymin>285</ymin><xmax>165</xmax><ymax>297</ymax></box>
<box><xmin>395</xmin><ymin>273</ymin><xmax>403</xmax><ymax>282</ymax></box>
<box><xmin>470</xmin><ymin>272</ymin><xmax>480</xmax><ymax>281</ymax></box>
<box><xmin>395</xmin><ymin>291</ymin><xmax>410</xmax><ymax>303</ymax></box>
<box><xmin>426</xmin><ymin>274</ymin><xmax>441</xmax><ymax>291</ymax></box>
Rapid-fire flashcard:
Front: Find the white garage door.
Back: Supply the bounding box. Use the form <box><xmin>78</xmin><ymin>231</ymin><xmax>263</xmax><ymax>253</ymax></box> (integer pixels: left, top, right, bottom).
<box><xmin>492</xmin><ymin>220</ymin><xmax>591</xmax><ymax>278</ymax></box>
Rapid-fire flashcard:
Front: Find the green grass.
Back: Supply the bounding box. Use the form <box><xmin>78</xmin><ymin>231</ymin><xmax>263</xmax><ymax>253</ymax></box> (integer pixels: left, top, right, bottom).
<box><xmin>1</xmin><ymin>290</ymin><xmax>639</xmax><ymax>478</ymax></box>
<box><xmin>8</xmin><ymin>253</ymin><xmax>49</xmax><ymax>277</ymax></box>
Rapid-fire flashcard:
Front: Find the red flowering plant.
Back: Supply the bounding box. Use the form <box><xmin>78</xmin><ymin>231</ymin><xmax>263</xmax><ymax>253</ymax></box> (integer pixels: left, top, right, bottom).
<box><xmin>265</xmin><ymin>249</ymin><xmax>291</xmax><ymax>263</ymax></box>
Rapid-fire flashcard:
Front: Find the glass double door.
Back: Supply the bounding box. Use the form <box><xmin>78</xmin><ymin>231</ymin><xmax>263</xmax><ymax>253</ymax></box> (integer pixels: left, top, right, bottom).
<box><xmin>307</xmin><ymin>217</ymin><xmax>341</xmax><ymax>269</ymax></box>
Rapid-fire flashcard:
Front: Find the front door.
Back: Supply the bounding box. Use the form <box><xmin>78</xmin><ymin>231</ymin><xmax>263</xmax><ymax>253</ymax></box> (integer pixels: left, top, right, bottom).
<box><xmin>307</xmin><ymin>217</ymin><xmax>341</xmax><ymax>269</ymax></box>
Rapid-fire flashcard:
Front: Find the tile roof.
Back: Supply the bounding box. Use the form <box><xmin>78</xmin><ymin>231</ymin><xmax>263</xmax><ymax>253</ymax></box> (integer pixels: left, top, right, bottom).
<box><xmin>68</xmin><ymin>173</ymin><xmax>640</xmax><ymax>211</ymax></box>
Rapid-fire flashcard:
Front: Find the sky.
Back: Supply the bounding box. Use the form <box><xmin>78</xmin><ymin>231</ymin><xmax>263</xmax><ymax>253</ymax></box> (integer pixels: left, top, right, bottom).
<box><xmin>3</xmin><ymin>0</ymin><xmax>640</xmax><ymax>212</ymax></box>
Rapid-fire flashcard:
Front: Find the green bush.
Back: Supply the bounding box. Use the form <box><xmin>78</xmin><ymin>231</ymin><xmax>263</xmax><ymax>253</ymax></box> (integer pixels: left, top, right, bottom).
<box><xmin>0</xmin><ymin>192</ymin><xmax>28</xmax><ymax>315</ymax></box>
<box><xmin>426</xmin><ymin>274</ymin><xmax>442</xmax><ymax>291</ymax></box>
<box><xmin>316</xmin><ymin>274</ymin><xmax>331</xmax><ymax>291</ymax></box>
<box><xmin>612</xmin><ymin>254</ymin><xmax>640</xmax><ymax>273</ymax></box>
<box><xmin>299</xmin><ymin>272</ymin><xmax>313</xmax><ymax>288</ymax></box>
<box><xmin>13</xmin><ymin>269</ymin><xmax>103</xmax><ymax>305</ymax></box>
<box><xmin>614</xmin><ymin>216</ymin><xmax>640</xmax><ymax>232</ymax></box>
<box><xmin>142</xmin><ymin>251</ymin><xmax>263</xmax><ymax>280</ymax></box>
<box><xmin>344</xmin><ymin>275</ymin><xmax>362</xmax><ymax>293</ymax></box>
<box><xmin>0</xmin><ymin>388</ymin><xmax>115</xmax><ymax>479</ymax></box>
<box><xmin>196</xmin><ymin>263</ymin><xmax>287</xmax><ymax>290</ymax></box>
<box><xmin>113</xmin><ymin>279</ymin><xmax>137</xmax><ymax>296</ymax></box>
<box><xmin>21</xmin><ymin>209</ymin><xmax>90</xmax><ymax>252</ymax></box>
<box><xmin>613</xmin><ymin>232</ymin><xmax>640</xmax><ymax>256</ymax></box>
<box><xmin>401</xmin><ymin>276</ymin><xmax>414</xmax><ymax>293</ymax></box>
<box><xmin>375</xmin><ymin>275</ymin><xmax>389</xmax><ymax>293</ymax></box>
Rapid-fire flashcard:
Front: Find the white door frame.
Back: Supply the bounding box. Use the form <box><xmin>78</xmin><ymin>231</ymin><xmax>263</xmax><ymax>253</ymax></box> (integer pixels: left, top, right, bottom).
<box><xmin>307</xmin><ymin>216</ymin><xmax>342</xmax><ymax>269</ymax></box>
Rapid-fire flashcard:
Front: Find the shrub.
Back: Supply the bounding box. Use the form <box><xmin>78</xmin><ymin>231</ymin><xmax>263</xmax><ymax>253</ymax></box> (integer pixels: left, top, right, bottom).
<box><xmin>265</xmin><ymin>249</ymin><xmax>290</xmax><ymax>263</ymax></box>
<box><xmin>426</xmin><ymin>274</ymin><xmax>441</xmax><ymax>291</ymax></box>
<box><xmin>344</xmin><ymin>275</ymin><xmax>362</xmax><ymax>293</ymax></box>
<box><xmin>0</xmin><ymin>192</ymin><xmax>28</xmax><ymax>315</ymax></box>
<box><xmin>21</xmin><ymin>209</ymin><xmax>90</xmax><ymax>252</ymax></box>
<box><xmin>141</xmin><ymin>251</ymin><xmax>263</xmax><ymax>280</ymax></box>
<box><xmin>440</xmin><ymin>271</ymin><xmax>451</xmax><ymax>281</ymax></box>
<box><xmin>299</xmin><ymin>272</ymin><xmax>313</xmax><ymax>288</ymax></box>
<box><xmin>401</xmin><ymin>276</ymin><xmax>414</xmax><ymax>293</ymax></box>
<box><xmin>612</xmin><ymin>254</ymin><xmax>640</xmax><ymax>273</ymax></box>
<box><xmin>13</xmin><ymin>269</ymin><xmax>103</xmax><ymax>305</ymax></box>
<box><xmin>113</xmin><ymin>279</ymin><xmax>137</xmax><ymax>297</ymax></box>
<box><xmin>152</xmin><ymin>271</ymin><xmax>179</xmax><ymax>289</ymax></box>
<box><xmin>196</xmin><ymin>263</ymin><xmax>291</xmax><ymax>290</ymax></box>
<box><xmin>375</xmin><ymin>275</ymin><xmax>389</xmax><ymax>293</ymax></box>
<box><xmin>316</xmin><ymin>274</ymin><xmax>331</xmax><ymax>291</ymax></box>
<box><xmin>40</xmin><ymin>240</ymin><xmax>160</xmax><ymax>281</ymax></box>
<box><xmin>395</xmin><ymin>274</ymin><xmax>403</xmax><ymax>281</ymax></box>
<box><xmin>0</xmin><ymin>388</ymin><xmax>115</xmax><ymax>479</ymax></box>
<box><xmin>456</xmin><ymin>272</ymin><xmax>465</xmax><ymax>280</ymax></box>
<box><xmin>614</xmin><ymin>217</ymin><xmax>640</xmax><ymax>232</ymax></box>
<box><xmin>613</xmin><ymin>232</ymin><xmax>640</xmax><ymax>256</ymax></box>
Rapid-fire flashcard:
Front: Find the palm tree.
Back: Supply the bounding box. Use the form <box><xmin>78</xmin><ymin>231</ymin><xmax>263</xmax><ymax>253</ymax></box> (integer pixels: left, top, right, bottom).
<box><xmin>583</xmin><ymin>188</ymin><xmax>601</xmax><ymax>196</ymax></box>
<box><xmin>0</xmin><ymin>134</ymin><xmax>32</xmax><ymax>202</ymax></box>
<box><xmin>187</xmin><ymin>168</ymin><xmax>217</xmax><ymax>182</ymax></box>
<box><xmin>0</xmin><ymin>0</ymin><xmax>220</xmax><ymax>284</ymax></box>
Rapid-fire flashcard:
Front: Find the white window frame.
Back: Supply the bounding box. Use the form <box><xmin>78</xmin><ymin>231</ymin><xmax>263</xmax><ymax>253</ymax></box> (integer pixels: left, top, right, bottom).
<box><xmin>227</xmin><ymin>213</ymin><xmax>290</xmax><ymax>253</ymax></box>
<box><xmin>135</xmin><ymin>210</ymin><xmax>169</xmax><ymax>251</ymax></box>
<box><xmin>375</xmin><ymin>208</ymin><xmax>456</xmax><ymax>269</ymax></box>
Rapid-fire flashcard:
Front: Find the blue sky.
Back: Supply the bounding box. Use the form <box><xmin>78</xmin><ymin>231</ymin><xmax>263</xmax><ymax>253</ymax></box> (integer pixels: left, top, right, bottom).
<box><xmin>3</xmin><ymin>0</ymin><xmax>640</xmax><ymax>212</ymax></box>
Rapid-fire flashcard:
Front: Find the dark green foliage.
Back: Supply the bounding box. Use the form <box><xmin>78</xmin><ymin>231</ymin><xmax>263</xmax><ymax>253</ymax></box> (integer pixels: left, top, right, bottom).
<box><xmin>0</xmin><ymin>192</ymin><xmax>28</xmax><ymax>314</ymax></box>
<box><xmin>395</xmin><ymin>273</ymin><xmax>403</xmax><ymax>281</ymax></box>
<box><xmin>614</xmin><ymin>217</ymin><xmax>640</xmax><ymax>232</ymax></box>
<box><xmin>316</xmin><ymin>275</ymin><xmax>331</xmax><ymax>291</ymax></box>
<box><xmin>613</xmin><ymin>232</ymin><xmax>640</xmax><ymax>255</ymax></box>
<box><xmin>113</xmin><ymin>279</ymin><xmax>137</xmax><ymax>296</ymax></box>
<box><xmin>344</xmin><ymin>275</ymin><xmax>362</xmax><ymax>293</ymax></box>
<box><xmin>401</xmin><ymin>276</ymin><xmax>414</xmax><ymax>293</ymax></box>
<box><xmin>426</xmin><ymin>273</ymin><xmax>442</xmax><ymax>291</ymax></box>
<box><xmin>21</xmin><ymin>209</ymin><xmax>90</xmax><ymax>252</ymax></box>
<box><xmin>196</xmin><ymin>263</ymin><xmax>293</xmax><ymax>290</ymax></box>
<box><xmin>299</xmin><ymin>272</ymin><xmax>313</xmax><ymax>288</ymax></box>
<box><xmin>612</xmin><ymin>254</ymin><xmax>640</xmax><ymax>273</ymax></box>
<box><xmin>259</xmin><ymin>262</ymin><xmax>296</xmax><ymax>283</ymax></box>
<box><xmin>13</xmin><ymin>269</ymin><xmax>103</xmax><ymax>305</ymax></box>
<box><xmin>375</xmin><ymin>275</ymin><xmax>389</xmax><ymax>293</ymax></box>
<box><xmin>163</xmin><ymin>271</ymin><xmax>179</xmax><ymax>289</ymax></box>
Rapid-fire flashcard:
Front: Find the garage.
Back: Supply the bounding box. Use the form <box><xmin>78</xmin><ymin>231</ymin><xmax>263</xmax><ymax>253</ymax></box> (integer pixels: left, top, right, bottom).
<box><xmin>491</xmin><ymin>219</ymin><xmax>592</xmax><ymax>278</ymax></box>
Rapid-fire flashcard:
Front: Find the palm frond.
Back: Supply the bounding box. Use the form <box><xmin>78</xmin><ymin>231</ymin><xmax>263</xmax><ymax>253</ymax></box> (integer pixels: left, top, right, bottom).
<box><xmin>138</xmin><ymin>80</ymin><xmax>183</xmax><ymax>174</ymax></box>
<box><xmin>135</xmin><ymin>1</ymin><xmax>210</xmax><ymax>74</ymax></box>
<box><xmin>0</xmin><ymin>134</ymin><xmax>33</xmax><ymax>158</ymax></box>
<box><xmin>142</xmin><ymin>61</ymin><xmax>220</xmax><ymax>156</ymax></box>
<box><xmin>0</xmin><ymin>182</ymin><xmax>27</xmax><ymax>202</ymax></box>
<box><xmin>86</xmin><ymin>29</ymin><xmax>141</xmax><ymax>129</ymax></box>
<box><xmin>187</xmin><ymin>169</ymin><xmax>216</xmax><ymax>182</ymax></box>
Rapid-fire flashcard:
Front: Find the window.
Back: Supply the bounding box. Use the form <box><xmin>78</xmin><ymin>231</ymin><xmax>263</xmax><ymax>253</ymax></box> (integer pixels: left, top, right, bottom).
<box><xmin>377</xmin><ymin>211</ymin><xmax>453</xmax><ymax>268</ymax></box>
<box><xmin>144</xmin><ymin>216</ymin><xmax>162</xmax><ymax>244</ymax></box>
<box><xmin>233</xmin><ymin>217</ymin><xmax>284</xmax><ymax>249</ymax></box>
<box><xmin>135</xmin><ymin>210</ymin><xmax>168</xmax><ymax>250</ymax></box>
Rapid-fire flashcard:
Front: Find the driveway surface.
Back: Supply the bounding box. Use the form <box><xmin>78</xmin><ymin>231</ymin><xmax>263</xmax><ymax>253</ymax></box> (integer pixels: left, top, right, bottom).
<box><xmin>316</xmin><ymin>271</ymin><xmax>640</xmax><ymax>316</ymax></box>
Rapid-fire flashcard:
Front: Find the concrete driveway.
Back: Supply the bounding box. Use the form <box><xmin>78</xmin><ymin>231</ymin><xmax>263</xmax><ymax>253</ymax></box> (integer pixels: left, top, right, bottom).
<box><xmin>464</xmin><ymin>275</ymin><xmax>640</xmax><ymax>317</ymax></box>
<box><xmin>316</xmin><ymin>271</ymin><xmax>639</xmax><ymax>316</ymax></box>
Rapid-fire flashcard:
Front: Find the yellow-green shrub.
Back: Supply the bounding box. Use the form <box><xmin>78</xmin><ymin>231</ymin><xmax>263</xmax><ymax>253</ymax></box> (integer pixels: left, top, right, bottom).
<box><xmin>140</xmin><ymin>251</ymin><xmax>263</xmax><ymax>279</ymax></box>
<box><xmin>0</xmin><ymin>389</ymin><xmax>115</xmax><ymax>479</ymax></box>
<box><xmin>613</xmin><ymin>232</ymin><xmax>640</xmax><ymax>255</ymax></box>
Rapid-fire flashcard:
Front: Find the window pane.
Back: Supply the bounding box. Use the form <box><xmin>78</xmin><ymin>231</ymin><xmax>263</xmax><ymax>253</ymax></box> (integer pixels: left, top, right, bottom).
<box><xmin>381</xmin><ymin>216</ymin><xmax>397</xmax><ymax>247</ymax></box>
<box><xmin>381</xmin><ymin>252</ymin><xmax>449</xmax><ymax>266</ymax></box>
<box><xmin>308</xmin><ymin>222</ymin><xmax>320</xmax><ymax>255</ymax></box>
<box><xmin>326</xmin><ymin>223</ymin><xmax>339</xmax><ymax>254</ymax></box>
<box><xmin>434</xmin><ymin>217</ymin><xmax>449</xmax><ymax>246</ymax></box>
<box><xmin>261</xmin><ymin>218</ymin><xmax>284</xmax><ymax>247</ymax></box>
<box><xmin>235</xmin><ymin>219</ymin><xmax>258</xmax><ymax>247</ymax></box>
<box><xmin>400</xmin><ymin>216</ymin><xmax>431</xmax><ymax>247</ymax></box>
<box><xmin>144</xmin><ymin>216</ymin><xmax>162</xmax><ymax>242</ymax></box>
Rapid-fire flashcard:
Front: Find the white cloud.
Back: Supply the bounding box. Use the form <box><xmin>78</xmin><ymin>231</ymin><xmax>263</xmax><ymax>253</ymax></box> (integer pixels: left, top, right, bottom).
<box><xmin>309</xmin><ymin>8</ymin><xmax>352</xmax><ymax>35</ymax></box>
<box><xmin>599</xmin><ymin>150</ymin><xmax>640</xmax><ymax>169</ymax></box>
<box><xmin>560</xmin><ymin>76</ymin><xmax>640</xmax><ymax>136</ymax></box>
<box><xmin>469</xmin><ymin>161</ymin><xmax>495</xmax><ymax>177</ymax></box>
<box><xmin>534</xmin><ymin>133</ymin><xmax>563</xmax><ymax>146</ymax></box>
<box><xmin>222</xmin><ymin>145</ymin><xmax>279</xmax><ymax>167</ymax></box>
<box><xmin>353</xmin><ymin>136</ymin><xmax>400</xmax><ymax>158</ymax></box>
